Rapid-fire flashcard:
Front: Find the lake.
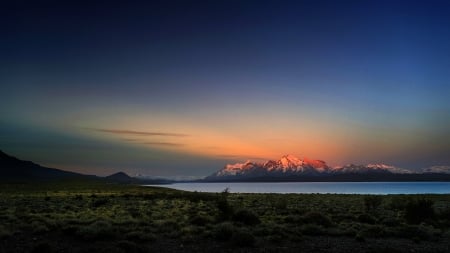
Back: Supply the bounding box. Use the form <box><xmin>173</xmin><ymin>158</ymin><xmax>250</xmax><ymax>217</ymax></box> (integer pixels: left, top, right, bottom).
<box><xmin>145</xmin><ymin>182</ymin><xmax>450</xmax><ymax>194</ymax></box>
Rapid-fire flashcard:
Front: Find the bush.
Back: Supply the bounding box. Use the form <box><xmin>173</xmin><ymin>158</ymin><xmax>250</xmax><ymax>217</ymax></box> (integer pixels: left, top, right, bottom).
<box><xmin>30</xmin><ymin>242</ymin><xmax>54</xmax><ymax>253</ymax></box>
<box><xmin>274</xmin><ymin>198</ymin><xmax>288</xmax><ymax>210</ymax></box>
<box><xmin>404</xmin><ymin>198</ymin><xmax>435</xmax><ymax>224</ymax></box>
<box><xmin>231</xmin><ymin>229</ymin><xmax>256</xmax><ymax>247</ymax></box>
<box><xmin>116</xmin><ymin>240</ymin><xmax>139</xmax><ymax>253</ymax></box>
<box><xmin>393</xmin><ymin>224</ymin><xmax>436</xmax><ymax>241</ymax></box>
<box><xmin>76</xmin><ymin>220</ymin><xmax>116</xmax><ymax>240</ymax></box>
<box><xmin>0</xmin><ymin>225</ymin><xmax>11</xmax><ymax>239</ymax></box>
<box><xmin>302</xmin><ymin>211</ymin><xmax>333</xmax><ymax>227</ymax></box>
<box><xmin>301</xmin><ymin>224</ymin><xmax>325</xmax><ymax>236</ymax></box>
<box><xmin>438</xmin><ymin>207</ymin><xmax>450</xmax><ymax>221</ymax></box>
<box><xmin>284</xmin><ymin>215</ymin><xmax>302</xmax><ymax>225</ymax></box>
<box><xmin>364</xmin><ymin>196</ymin><xmax>382</xmax><ymax>212</ymax></box>
<box><xmin>190</xmin><ymin>214</ymin><xmax>213</xmax><ymax>226</ymax></box>
<box><xmin>381</xmin><ymin>217</ymin><xmax>401</xmax><ymax>227</ymax></box>
<box><xmin>216</xmin><ymin>197</ymin><xmax>233</xmax><ymax>221</ymax></box>
<box><xmin>388</xmin><ymin>196</ymin><xmax>408</xmax><ymax>210</ymax></box>
<box><xmin>357</xmin><ymin>213</ymin><xmax>377</xmax><ymax>224</ymax></box>
<box><xmin>355</xmin><ymin>232</ymin><xmax>365</xmax><ymax>242</ymax></box>
<box><xmin>91</xmin><ymin>198</ymin><xmax>109</xmax><ymax>208</ymax></box>
<box><xmin>214</xmin><ymin>222</ymin><xmax>234</xmax><ymax>241</ymax></box>
<box><xmin>232</xmin><ymin>209</ymin><xmax>260</xmax><ymax>226</ymax></box>
<box><xmin>74</xmin><ymin>194</ymin><xmax>83</xmax><ymax>200</ymax></box>
<box><xmin>125</xmin><ymin>231</ymin><xmax>156</xmax><ymax>241</ymax></box>
<box><xmin>31</xmin><ymin>221</ymin><xmax>49</xmax><ymax>234</ymax></box>
<box><xmin>158</xmin><ymin>220</ymin><xmax>180</xmax><ymax>234</ymax></box>
<box><xmin>360</xmin><ymin>224</ymin><xmax>386</xmax><ymax>238</ymax></box>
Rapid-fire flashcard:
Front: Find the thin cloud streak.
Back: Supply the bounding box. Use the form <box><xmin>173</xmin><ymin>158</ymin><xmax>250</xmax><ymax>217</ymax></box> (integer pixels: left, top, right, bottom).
<box><xmin>142</xmin><ymin>142</ymin><xmax>184</xmax><ymax>147</ymax></box>
<box><xmin>87</xmin><ymin>128</ymin><xmax>189</xmax><ymax>137</ymax></box>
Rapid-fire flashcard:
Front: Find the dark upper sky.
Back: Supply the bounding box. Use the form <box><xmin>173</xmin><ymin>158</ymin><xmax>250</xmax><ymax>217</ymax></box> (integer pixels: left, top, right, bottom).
<box><xmin>1</xmin><ymin>0</ymin><xmax>449</xmax><ymax>176</ymax></box>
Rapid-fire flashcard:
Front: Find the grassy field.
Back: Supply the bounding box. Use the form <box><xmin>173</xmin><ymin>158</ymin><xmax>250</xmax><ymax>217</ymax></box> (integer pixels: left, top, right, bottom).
<box><xmin>0</xmin><ymin>181</ymin><xmax>449</xmax><ymax>253</ymax></box>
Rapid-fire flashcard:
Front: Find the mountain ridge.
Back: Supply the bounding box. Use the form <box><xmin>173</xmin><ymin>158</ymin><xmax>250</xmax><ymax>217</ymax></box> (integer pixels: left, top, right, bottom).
<box><xmin>0</xmin><ymin>150</ymin><xmax>88</xmax><ymax>180</ymax></box>
<box><xmin>0</xmin><ymin>150</ymin><xmax>168</xmax><ymax>184</ymax></box>
<box><xmin>205</xmin><ymin>154</ymin><xmax>450</xmax><ymax>182</ymax></box>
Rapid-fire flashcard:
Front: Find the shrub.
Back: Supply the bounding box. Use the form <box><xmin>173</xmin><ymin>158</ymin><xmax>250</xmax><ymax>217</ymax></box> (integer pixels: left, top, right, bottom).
<box><xmin>216</xmin><ymin>190</ymin><xmax>233</xmax><ymax>221</ymax></box>
<box><xmin>157</xmin><ymin>220</ymin><xmax>180</xmax><ymax>236</ymax></box>
<box><xmin>31</xmin><ymin>221</ymin><xmax>49</xmax><ymax>234</ymax></box>
<box><xmin>274</xmin><ymin>198</ymin><xmax>288</xmax><ymax>210</ymax></box>
<box><xmin>360</xmin><ymin>224</ymin><xmax>386</xmax><ymax>238</ymax></box>
<box><xmin>357</xmin><ymin>213</ymin><xmax>376</xmax><ymax>224</ymax></box>
<box><xmin>127</xmin><ymin>207</ymin><xmax>141</xmax><ymax>218</ymax></box>
<box><xmin>284</xmin><ymin>215</ymin><xmax>302</xmax><ymax>225</ymax></box>
<box><xmin>394</xmin><ymin>224</ymin><xmax>436</xmax><ymax>241</ymax></box>
<box><xmin>302</xmin><ymin>211</ymin><xmax>333</xmax><ymax>227</ymax></box>
<box><xmin>231</xmin><ymin>229</ymin><xmax>256</xmax><ymax>247</ymax></box>
<box><xmin>190</xmin><ymin>214</ymin><xmax>213</xmax><ymax>226</ymax></box>
<box><xmin>438</xmin><ymin>207</ymin><xmax>450</xmax><ymax>221</ymax></box>
<box><xmin>381</xmin><ymin>217</ymin><xmax>401</xmax><ymax>227</ymax></box>
<box><xmin>364</xmin><ymin>195</ymin><xmax>382</xmax><ymax>212</ymax></box>
<box><xmin>62</xmin><ymin>225</ymin><xmax>79</xmax><ymax>235</ymax></box>
<box><xmin>388</xmin><ymin>196</ymin><xmax>408</xmax><ymax>210</ymax></box>
<box><xmin>232</xmin><ymin>209</ymin><xmax>260</xmax><ymax>226</ymax></box>
<box><xmin>125</xmin><ymin>231</ymin><xmax>156</xmax><ymax>242</ymax></box>
<box><xmin>76</xmin><ymin>220</ymin><xmax>116</xmax><ymax>240</ymax></box>
<box><xmin>301</xmin><ymin>224</ymin><xmax>325</xmax><ymax>236</ymax></box>
<box><xmin>355</xmin><ymin>232</ymin><xmax>365</xmax><ymax>242</ymax></box>
<box><xmin>116</xmin><ymin>240</ymin><xmax>139</xmax><ymax>253</ymax></box>
<box><xmin>213</xmin><ymin>222</ymin><xmax>234</xmax><ymax>241</ymax></box>
<box><xmin>91</xmin><ymin>198</ymin><xmax>109</xmax><ymax>208</ymax></box>
<box><xmin>0</xmin><ymin>225</ymin><xmax>11</xmax><ymax>239</ymax></box>
<box><xmin>404</xmin><ymin>198</ymin><xmax>435</xmax><ymax>224</ymax></box>
<box><xmin>74</xmin><ymin>194</ymin><xmax>83</xmax><ymax>200</ymax></box>
<box><xmin>30</xmin><ymin>242</ymin><xmax>54</xmax><ymax>253</ymax></box>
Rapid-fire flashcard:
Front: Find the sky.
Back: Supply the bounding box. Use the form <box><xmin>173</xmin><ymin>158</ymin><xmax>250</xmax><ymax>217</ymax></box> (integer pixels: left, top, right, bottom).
<box><xmin>1</xmin><ymin>0</ymin><xmax>450</xmax><ymax>177</ymax></box>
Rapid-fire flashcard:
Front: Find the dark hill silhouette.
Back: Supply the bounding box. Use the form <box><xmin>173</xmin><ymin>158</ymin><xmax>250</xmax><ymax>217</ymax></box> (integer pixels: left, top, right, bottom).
<box><xmin>105</xmin><ymin>171</ymin><xmax>137</xmax><ymax>183</ymax></box>
<box><xmin>0</xmin><ymin>150</ymin><xmax>172</xmax><ymax>184</ymax></box>
<box><xmin>0</xmin><ymin>150</ymin><xmax>88</xmax><ymax>181</ymax></box>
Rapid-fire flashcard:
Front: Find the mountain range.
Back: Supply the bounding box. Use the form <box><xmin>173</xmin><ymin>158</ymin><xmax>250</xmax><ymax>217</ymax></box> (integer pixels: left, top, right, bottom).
<box><xmin>2</xmin><ymin>150</ymin><xmax>449</xmax><ymax>183</ymax></box>
<box><xmin>205</xmin><ymin>154</ymin><xmax>450</xmax><ymax>182</ymax></box>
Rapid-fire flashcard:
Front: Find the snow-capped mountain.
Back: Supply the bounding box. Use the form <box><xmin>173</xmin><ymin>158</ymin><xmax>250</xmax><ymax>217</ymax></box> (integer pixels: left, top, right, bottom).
<box><xmin>204</xmin><ymin>155</ymin><xmax>447</xmax><ymax>181</ymax></box>
<box><xmin>211</xmin><ymin>155</ymin><xmax>332</xmax><ymax>179</ymax></box>
<box><xmin>421</xmin><ymin>166</ymin><xmax>450</xmax><ymax>174</ymax></box>
<box><xmin>332</xmin><ymin>163</ymin><xmax>412</xmax><ymax>174</ymax></box>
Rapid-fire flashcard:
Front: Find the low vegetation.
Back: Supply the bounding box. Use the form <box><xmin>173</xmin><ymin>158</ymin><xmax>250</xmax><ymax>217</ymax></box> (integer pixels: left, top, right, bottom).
<box><xmin>0</xmin><ymin>181</ymin><xmax>449</xmax><ymax>252</ymax></box>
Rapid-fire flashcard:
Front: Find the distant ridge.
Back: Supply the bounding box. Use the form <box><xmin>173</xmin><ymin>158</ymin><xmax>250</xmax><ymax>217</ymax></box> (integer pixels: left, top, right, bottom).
<box><xmin>105</xmin><ymin>172</ymin><xmax>173</xmax><ymax>184</ymax></box>
<box><xmin>105</xmin><ymin>171</ymin><xmax>137</xmax><ymax>183</ymax></box>
<box><xmin>0</xmin><ymin>150</ymin><xmax>172</xmax><ymax>184</ymax></box>
<box><xmin>0</xmin><ymin>150</ymin><xmax>88</xmax><ymax>181</ymax></box>
<box><xmin>205</xmin><ymin>154</ymin><xmax>450</xmax><ymax>182</ymax></box>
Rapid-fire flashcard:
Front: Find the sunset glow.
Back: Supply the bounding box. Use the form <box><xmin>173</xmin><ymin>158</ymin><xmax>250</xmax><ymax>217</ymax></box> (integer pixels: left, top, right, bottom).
<box><xmin>1</xmin><ymin>1</ymin><xmax>449</xmax><ymax>176</ymax></box>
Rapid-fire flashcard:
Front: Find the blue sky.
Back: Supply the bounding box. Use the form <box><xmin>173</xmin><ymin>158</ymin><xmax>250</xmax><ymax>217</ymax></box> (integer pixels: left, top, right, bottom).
<box><xmin>1</xmin><ymin>0</ymin><xmax>449</xmax><ymax>176</ymax></box>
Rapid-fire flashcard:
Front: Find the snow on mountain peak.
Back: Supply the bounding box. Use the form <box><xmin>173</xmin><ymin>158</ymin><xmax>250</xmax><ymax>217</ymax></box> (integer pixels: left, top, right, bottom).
<box><xmin>333</xmin><ymin>163</ymin><xmax>412</xmax><ymax>174</ymax></box>
<box><xmin>280</xmin><ymin>154</ymin><xmax>303</xmax><ymax>168</ymax></box>
<box><xmin>367</xmin><ymin>163</ymin><xmax>412</xmax><ymax>174</ymax></box>
<box><xmin>208</xmin><ymin>155</ymin><xmax>449</xmax><ymax>180</ymax></box>
<box><xmin>367</xmin><ymin>163</ymin><xmax>395</xmax><ymax>169</ymax></box>
<box><xmin>225</xmin><ymin>160</ymin><xmax>252</xmax><ymax>169</ymax></box>
<box><xmin>422</xmin><ymin>166</ymin><xmax>450</xmax><ymax>174</ymax></box>
<box><xmin>215</xmin><ymin>154</ymin><xmax>331</xmax><ymax>176</ymax></box>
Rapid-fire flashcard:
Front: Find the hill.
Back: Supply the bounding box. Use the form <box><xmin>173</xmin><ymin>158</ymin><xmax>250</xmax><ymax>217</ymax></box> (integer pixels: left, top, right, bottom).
<box><xmin>0</xmin><ymin>150</ymin><xmax>89</xmax><ymax>181</ymax></box>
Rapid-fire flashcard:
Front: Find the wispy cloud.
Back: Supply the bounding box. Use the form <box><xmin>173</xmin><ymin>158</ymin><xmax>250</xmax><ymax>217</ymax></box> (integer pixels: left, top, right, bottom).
<box><xmin>122</xmin><ymin>138</ymin><xmax>138</xmax><ymax>142</ymax></box>
<box><xmin>217</xmin><ymin>154</ymin><xmax>269</xmax><ymax>160</ymax></box>
<box><xmin>87</xmin><ymin>128</ymin><xmax>189</xmax><ymax>137</ymax></box>
<box><xmin>217</xmin><ymin>154</ymin><xmax>240</xmax><ymax>158</ymax></box>
<box><xmin>142</xmin><ymin>142</ymin><xmax>184</xmax><ymax>147</ymax></box>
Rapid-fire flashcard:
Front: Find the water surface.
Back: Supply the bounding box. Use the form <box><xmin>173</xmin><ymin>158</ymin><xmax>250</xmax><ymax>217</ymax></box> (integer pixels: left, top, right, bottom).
<box><xmin>145</xmin><ymin>182</ymin><xmax>450</xmax><ymax>194</ymax></box>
